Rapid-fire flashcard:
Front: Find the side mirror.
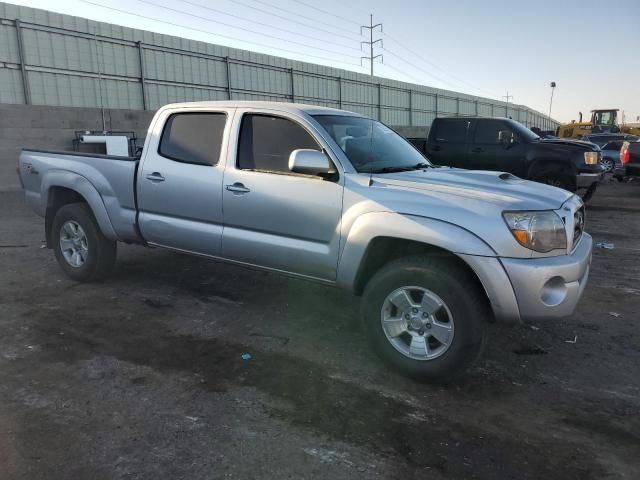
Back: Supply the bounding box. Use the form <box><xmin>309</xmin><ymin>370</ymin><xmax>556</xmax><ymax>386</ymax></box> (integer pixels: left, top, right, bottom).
<box><xmin>498</xmin><ymin>130</ymin><xmax>516</xmax><ymax>148</ymax></box>
<box><xmin>288</xmin><ymin>149</ymin><xmax>332</xmax><ymax>176</ymax></box>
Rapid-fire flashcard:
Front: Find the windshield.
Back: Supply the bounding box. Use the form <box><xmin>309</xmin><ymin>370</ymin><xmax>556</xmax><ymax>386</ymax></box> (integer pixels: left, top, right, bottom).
<box><xmin>509</xmin><ymin>120</ymin><xmax>540</xmax><ymax>142</ymax></box>
<box><xmin>312</xmin><ymin>115</ymin><xmax>431</xmax><ymax>173</ymax></box>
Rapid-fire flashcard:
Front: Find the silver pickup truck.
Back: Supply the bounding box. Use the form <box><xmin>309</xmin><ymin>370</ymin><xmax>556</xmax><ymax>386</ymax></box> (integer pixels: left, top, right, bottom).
<box><xmin>19</xmin><ymin>101</ymin><xmax>592</xmax><ymax>381</ymax></box>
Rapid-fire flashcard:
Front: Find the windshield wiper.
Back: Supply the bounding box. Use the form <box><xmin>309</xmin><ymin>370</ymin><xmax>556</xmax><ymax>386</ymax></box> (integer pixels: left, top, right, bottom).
<box><xmin>409</xmin><ymin>162</ymin><xmax>432</xmax><ymax>170</ymax></box>
<box><xmin>368</xmin><ymin>163</ymin><xmax>432</xmax><ymax>174</ymax></box>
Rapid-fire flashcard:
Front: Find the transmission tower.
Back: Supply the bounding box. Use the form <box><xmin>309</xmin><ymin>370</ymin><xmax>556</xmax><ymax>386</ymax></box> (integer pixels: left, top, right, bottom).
<box><xmin>361</xmin><ymin>14</ymin><xmax>383</xmax><ymax>76</ymax></box>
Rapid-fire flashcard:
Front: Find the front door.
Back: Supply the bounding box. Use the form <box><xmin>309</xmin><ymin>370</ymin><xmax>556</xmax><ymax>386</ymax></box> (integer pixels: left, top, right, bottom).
<box><xmin>221</xmin><ymin>112</ymin><xmax>344</xmax><ymax>280</ymax></box>
<box><xmin>468</xmin><ymin>120</ymin><xmax>526</xmax><ymax>177</ymax></box>
<box><xmin>137</xmin><ymin>109</ymin><xmax>231</xmax><ymax>256</ymax></box>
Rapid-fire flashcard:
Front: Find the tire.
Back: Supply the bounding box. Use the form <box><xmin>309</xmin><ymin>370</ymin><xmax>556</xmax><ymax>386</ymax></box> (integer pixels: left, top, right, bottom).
<box><xmin>531</xmin><ymin>171</ymin><xmax>574</xmax><ymax>192</ymax></box>
<box><xmin>51</xmin><ymin>203</ymin><xmax>117</xmax><ymax>282</ymax></box>
<box><xmin>361</xmin><ymin>255</ymin><xmax>487</xmax><ymax>382</ymax></box>
<box><xmin>600</xmin><ymin>158</ymin><xmax>614</xmax><ymax>173</ymax></box>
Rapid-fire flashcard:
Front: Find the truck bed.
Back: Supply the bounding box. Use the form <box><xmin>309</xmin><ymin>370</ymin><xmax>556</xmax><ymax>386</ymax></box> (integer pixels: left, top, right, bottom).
<box><xmin>19</xmin><ymin>148</ymin><xmax>142</xmax><ymax>243</ymax></box>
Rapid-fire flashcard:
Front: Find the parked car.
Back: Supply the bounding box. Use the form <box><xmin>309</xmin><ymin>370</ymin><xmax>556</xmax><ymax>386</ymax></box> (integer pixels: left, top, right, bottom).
<box><xmin>620</xmin><ymin>140</ymin><xmax>640</xmax><ymax>177</ymax></box>
<box><xmin>599</xmin><ymin>139</ymin><xmax>625</xmax><ymax>173</ymax></box>
<box><xmin>419</xmin><ymin>117</ymin><xmax>603</xmax><ymax>200</ymax></box>
<box><xmin>18</xmin><ymin>101</ymin><xmax>592</xmax><ymax>382</ymax></box>
<box><xmin>578</xmin><ymin>133</ymin><xmax>638</xmax><ymax>147</ymax></box>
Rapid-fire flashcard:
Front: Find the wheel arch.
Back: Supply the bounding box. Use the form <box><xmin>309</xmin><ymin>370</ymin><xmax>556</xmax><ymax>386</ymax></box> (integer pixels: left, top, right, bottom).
<box><xmin>43</xmin><ymin>172</ymin><xmax>117</xmax><ymax>247</ymax></box>
<box><xmin>337</xmin><ymin>212</ymin><xmax>495</xmax><ymax>297</ymax></box>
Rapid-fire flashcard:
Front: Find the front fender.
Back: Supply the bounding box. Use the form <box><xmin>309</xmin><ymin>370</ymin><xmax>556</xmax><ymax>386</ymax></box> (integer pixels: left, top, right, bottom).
<box><xmin>336</xmin><ymin>212</ymin><xmax>496</xmax><ymax>290</ymax></box>
<box><xmin>42</xmin><ymin>170</ymin><xmax>118</xmax><ymax>241</ymax></box>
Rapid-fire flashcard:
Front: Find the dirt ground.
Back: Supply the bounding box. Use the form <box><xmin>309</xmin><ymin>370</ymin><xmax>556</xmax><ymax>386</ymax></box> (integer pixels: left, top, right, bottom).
<box><xmin>0</xmin><ymin>181</ymin><xmax>639</xmax><ymax>479</ymax></box>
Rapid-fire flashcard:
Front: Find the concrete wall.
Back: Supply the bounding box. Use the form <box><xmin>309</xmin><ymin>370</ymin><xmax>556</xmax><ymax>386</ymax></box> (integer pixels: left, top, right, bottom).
<box><xmin>0</xmin><ymin>104</ymin><xmax>153</xmax><ymax>190</ymax></box>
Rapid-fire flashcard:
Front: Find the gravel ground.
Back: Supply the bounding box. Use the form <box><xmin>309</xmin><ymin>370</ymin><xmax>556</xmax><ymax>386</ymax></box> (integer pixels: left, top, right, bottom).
<box><xmin>0</xmin><ymin>181</ymin><xmax>639</xmax><ymax>479</ymax></box>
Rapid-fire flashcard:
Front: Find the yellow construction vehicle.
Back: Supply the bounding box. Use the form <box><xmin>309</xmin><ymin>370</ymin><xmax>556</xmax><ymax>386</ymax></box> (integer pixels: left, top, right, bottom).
<box><xmin>557</xmin><ymin>109</ymin><xmax>620</xmax><ymax>138</ymax></box>
<box><xmin>557</xmin><ymin>109</ymin><xmax>640</xmax><ymax>138</ymax></box>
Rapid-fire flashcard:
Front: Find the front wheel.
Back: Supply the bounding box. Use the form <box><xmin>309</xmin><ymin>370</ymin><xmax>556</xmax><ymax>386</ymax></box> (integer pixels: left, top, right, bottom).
<box><xmin>52</xmin><ymin>203</ymin><xmax>117</xmax><ymax>282</ymax></box>
<box><xmin>361</xmin><ymin>256</ymin><xmax>487</xmax><ymax>382</ymax></box>
<box><xmin>531</xmin><ymin>171</ymin><xmax>574</xmax><ymax>191</ymax></box>
<box><xmin>599</xmin><ymin>158</ymin><xmax>614</xmax><ymax>173</ymax></box>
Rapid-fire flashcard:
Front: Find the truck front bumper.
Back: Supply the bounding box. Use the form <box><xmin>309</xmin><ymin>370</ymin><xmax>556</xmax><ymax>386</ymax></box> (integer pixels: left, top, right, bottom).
<box><xmin>576</xmin><ymin>172</ymin><xmax>603</xmax><ymax>189</ymax></box>
<box><xmin>459</xmin><ymin>233</ymin><xmax>592</xmax><ymax>323</ymax></box>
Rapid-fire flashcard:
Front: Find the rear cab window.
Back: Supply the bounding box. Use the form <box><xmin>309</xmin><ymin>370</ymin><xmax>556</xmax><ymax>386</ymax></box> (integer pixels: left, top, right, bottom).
<box><xmin>159</xmin><ymin>112</ymin><xmax>227</xmax><ymax>166</ymax></box>
<box><xmin>432</xmin><ymin>119</ymin><xmax>469</xmax><ymax>144</ymax></box>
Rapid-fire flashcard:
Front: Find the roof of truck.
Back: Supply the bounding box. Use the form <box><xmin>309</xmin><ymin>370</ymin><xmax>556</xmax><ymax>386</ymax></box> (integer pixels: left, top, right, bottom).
<box><xmin>160</xmin><ymin>101</ymin><xmax>359</xmax><ymax>116</ymax></box>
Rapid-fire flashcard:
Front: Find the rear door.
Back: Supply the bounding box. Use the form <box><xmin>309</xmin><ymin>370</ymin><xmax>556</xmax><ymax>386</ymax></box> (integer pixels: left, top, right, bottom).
<box><xmin>221</xmin><ymin>110</ymin><xmax>344</xmax><ymax>280</ymax></box>
<box><xmin>137</xmin><ymin>108</ymin><xmax>233</xmax><ymax>256</ymax></box>
<box><xmin>468</xmin><ymin>119</ymin><xmax>527</xmax><ymax>176</ymax></box>
<box><xmin>427</xmin><ymin>118</ymin><xmax>471</xmax><ymax>168</ymax></box>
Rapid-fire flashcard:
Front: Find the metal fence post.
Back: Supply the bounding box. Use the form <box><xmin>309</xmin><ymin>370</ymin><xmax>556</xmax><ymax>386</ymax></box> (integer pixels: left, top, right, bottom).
<box><xmin>491</xmin><ymin>103</ymin><xmax>494</xmax><ymax>117</ymax></box>
<box><xmin>408</xmin><ymin>89</ymin><xmax>413</xmax><ymax>126</ymax></box>
<box><xmin>434</xmin><ymin>93</ymin><xmax>438</xmax><ymax>118</ymax></box>
<box><xmin>475</xmin><ymin>100</ymin><xmax>478</xmax><ymax>116</ymax></box>
<box><xmin>377</xmin><ymin>83</ymin><xmax>382</xmax><ymax>120</ymax></box>
<box><xmin>456</xmin><ymin>97</ymin><xmax>460</xmax><ymax>115</ymax></box>
<box><xmin>338</xmin><ymin>77</ymin><xmax>342</xmax><ymax>108</ymax></box>
<box><xmin>290</xmin><ymin>68</ymin><xmax>295</xmax><ymax>102</ymax></box>
<box><xmin>225</xmin><ymin>57</ymin><xmax>232</xmax><ymax>100</ymax></box>
<box><xmin>15</xmin><ymin>19</ymin><xmax>31</xmax><ymax>104</ymax></box>
<box><xmin>137</xmin><ymin>41</ymin><xmax>147</xmax><ymax>110</ymax></box>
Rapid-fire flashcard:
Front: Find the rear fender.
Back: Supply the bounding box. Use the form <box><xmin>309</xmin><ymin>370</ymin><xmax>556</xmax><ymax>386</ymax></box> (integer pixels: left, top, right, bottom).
<box><xmin>42</xmin><ymin>171</ymin><xmax>117</xmax><ymax>241</ymax></box>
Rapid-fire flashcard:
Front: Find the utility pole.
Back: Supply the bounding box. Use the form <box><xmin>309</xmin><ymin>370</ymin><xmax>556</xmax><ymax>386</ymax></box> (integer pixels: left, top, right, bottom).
<box><xmin>361</xmin><ymin>14</ymin><xmax>383</xmax><ymax>77</ymax></box>
<box><xmin>502</xmin><ymin>91</ymin><xmax>513</xmax><ymax>118</ymax></box>
<box><xmin>548</xmin><ymin>81</ymin><xmax>556</xmax><ymax>119</ymax></box>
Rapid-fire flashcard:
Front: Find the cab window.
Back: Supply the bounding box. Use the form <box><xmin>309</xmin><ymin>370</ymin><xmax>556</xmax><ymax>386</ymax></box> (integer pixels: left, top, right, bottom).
<box><xmin>159</xmin><ymin>112</ymin><xmax>226</xmax><ymax>166</ymax></box>
<box><xmin>237</xmin><ymin>114</ymin><xmax>320</xmax><ymax>173</ymax></box>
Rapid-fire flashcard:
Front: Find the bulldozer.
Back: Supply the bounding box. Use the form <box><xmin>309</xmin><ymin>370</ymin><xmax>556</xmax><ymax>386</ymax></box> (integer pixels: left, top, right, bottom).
<box><xmin>557</xmin><ymin>109</ymin><xmax>640</xmax><ymax>138</ymax></box>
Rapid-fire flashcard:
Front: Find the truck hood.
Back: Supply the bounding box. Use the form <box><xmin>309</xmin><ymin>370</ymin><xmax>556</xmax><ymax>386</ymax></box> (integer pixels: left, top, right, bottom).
<box><xmin>371</xmin><ymin>167</ymin><xmax>573</xmax><ymax>210</ymax></box>
<box><xmin>537</xmin><ymin>138</ymin><xmax>598</xmax><ymax>151</ymax></box>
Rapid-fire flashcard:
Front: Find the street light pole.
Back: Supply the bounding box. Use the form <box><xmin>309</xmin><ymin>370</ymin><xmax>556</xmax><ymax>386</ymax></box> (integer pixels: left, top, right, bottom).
<box><xmin>549</xmin><ymin>81</ymin><xmax>556</xmax><ymax>119</ymax></box>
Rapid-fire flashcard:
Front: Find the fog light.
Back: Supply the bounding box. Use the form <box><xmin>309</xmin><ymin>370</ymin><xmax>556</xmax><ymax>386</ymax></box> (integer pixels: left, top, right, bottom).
<box><xmin>541</xmin><ymin>277</ymin><xmax>567</xmax><ymax>306</ymax></box>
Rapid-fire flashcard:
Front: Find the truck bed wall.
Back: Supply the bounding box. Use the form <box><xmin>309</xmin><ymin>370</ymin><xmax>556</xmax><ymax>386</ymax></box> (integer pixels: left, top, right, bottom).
<box><xmin>0</xmin><ymin>104</ymin><xmax>154</xmax><ymax>191</ymax></box>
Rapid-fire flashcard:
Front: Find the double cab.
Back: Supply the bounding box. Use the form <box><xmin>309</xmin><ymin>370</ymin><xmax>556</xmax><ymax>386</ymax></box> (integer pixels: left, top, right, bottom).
<box><xmin>19</xmin><ymin>102</ymin><xmax>593</xmax><ymax>381</ymax></box>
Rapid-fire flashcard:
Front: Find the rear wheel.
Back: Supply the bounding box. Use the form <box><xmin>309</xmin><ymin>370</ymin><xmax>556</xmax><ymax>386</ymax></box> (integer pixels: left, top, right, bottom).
<box><xmin>52</xmin><ymin>203</ymin><xmax>117</xmax><ymax>282</ymax></box>
<box><xmin>361</xmin><ymin>255</ymin><xmax>487</xmax><ymax>382</ymax></box>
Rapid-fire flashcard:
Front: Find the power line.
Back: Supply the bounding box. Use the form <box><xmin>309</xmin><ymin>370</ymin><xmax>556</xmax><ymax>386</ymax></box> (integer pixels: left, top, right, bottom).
<box><xmin>221</xmin><ymin>0</ymin><xmax>360</xmax><ymax>42</ymax></box>
<box><xmin>381</xmin><ymin>46</ymin><xmax>464</xmax><ymax>92</ymax></box>
<box><xmin>134</xmin><ymin>0</ymin><xmax>361</xmax><ymax>57</ymax></box>
<box><xmin>382</xmin><ymin>63</ymin><xmax>426</xmax><ymax>85</ymax></box>
<box><xmin>360</xmin><ymin>14</ymin><xmax>383</xmax><ymax>77</ymax></box>
<box><xmin>80</xmin><ymin>1</ymin><xmax>364</xmax><ymax>67</ymax></box>
<box><xmin>382</xmin><ymin>31</ymin><xmax>497</xmax><ymax>98</ymax></box>
<box><xmin>289</xmin><ymin>0</ymin><xmax>362</xmax><ymax>26</ymax></box>
<box><xmin>174</xmin><ymin>0</ymin><xmax>361</xmax><ymax>52</ymax></box>
<box><xmin>240</xmin><ymin>0</ymin><xmax>362</xmax><ymax>39</ymax></box>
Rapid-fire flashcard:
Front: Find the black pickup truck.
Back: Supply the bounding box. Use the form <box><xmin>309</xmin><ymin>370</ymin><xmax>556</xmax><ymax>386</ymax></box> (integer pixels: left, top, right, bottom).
<box><xmin>409</xmin><ymin>117</ymin><xmax>604</xmax><ymax>198</ymax></box>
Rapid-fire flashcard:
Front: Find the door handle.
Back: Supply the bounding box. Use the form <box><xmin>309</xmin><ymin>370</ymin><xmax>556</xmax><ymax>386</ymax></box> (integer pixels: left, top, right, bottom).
<box><xmin>226</xmin><ymin>182</ymin><xmax>251</xmax><ymax>194</ymax></box>
<box><xmin>146</xmin><ymin>172</ymin><xmax>165</xmax><ymax>182</ymax></box>
<box><xmin>471</xmin><ymin>147</ymin><xmax>484</xmax><ymax>153</ymax></box>
<box><xmin>432</xmin><ymin>145</ymin><xmax>442</xmax><ymax>152</ymax></box>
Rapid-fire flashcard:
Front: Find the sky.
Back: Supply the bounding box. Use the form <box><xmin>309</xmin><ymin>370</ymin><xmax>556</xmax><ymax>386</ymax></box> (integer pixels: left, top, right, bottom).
<box><xmin>8</xmin><ymin>0</ymin><xmax>640</xmax><ymax>123</ymax></box>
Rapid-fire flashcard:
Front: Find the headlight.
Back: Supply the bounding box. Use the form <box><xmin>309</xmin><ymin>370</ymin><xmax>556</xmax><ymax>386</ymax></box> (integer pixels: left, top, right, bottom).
<box><xmin>503</xmin><ymin>211</ymin><xmax>567</xmax><ymax>252</ymax></box>
<box><xmin>584</xmin><ymin>151</ymin><xmax>598</xmax><ymax>165</ymax></box>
